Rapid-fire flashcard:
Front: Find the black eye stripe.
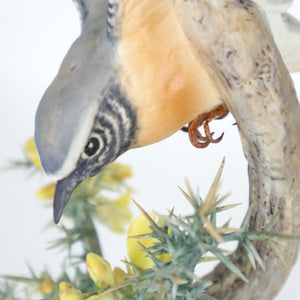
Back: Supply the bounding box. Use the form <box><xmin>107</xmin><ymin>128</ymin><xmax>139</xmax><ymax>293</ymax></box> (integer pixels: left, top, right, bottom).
<box><xmin>84</xmin><ymin>137</ymin><xmax>100</xmax><ymax>156</ymax></box>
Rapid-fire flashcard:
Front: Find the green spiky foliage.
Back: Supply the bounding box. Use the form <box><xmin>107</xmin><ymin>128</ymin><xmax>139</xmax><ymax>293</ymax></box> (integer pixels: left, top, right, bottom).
<box><xmin>0</xmin><ymin>281</ymin><xmax>19</xmax><ymax>300</ymax></box>
<box><xmin>2</xmin><ymin>147</ymin><xmax>300</xmax><ymax>300</ymax></box>
<box><xmin>83</xmin><ymin>160</ymin><xmax>300</xmax><ymax>300</ymax></box>
<box><xmin>1</xmin><ymin>141</ymin><xmax>132</xmax><ymax>299</ymax></box>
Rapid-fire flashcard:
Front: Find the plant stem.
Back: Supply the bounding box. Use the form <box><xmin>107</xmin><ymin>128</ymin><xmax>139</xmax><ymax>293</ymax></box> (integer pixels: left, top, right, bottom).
<box><xmin>80</xmin><ymin>206</ymin><xmax>103</xmax><ymax>256</ymax></box>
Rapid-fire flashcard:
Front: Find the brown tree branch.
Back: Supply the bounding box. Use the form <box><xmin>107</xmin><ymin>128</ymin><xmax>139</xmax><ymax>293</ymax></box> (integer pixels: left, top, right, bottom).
<box><xmin>174</xmin><ymin>0</ymin><xmax>300</xmax><ymax>299</ymax></box>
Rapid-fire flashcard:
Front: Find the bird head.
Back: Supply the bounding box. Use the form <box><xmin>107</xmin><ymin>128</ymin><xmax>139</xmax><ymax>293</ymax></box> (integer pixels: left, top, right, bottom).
<box><xmin>35</xmin><ymin>21</ymin><xmax>137</xmax><ymax>223</ymax></box>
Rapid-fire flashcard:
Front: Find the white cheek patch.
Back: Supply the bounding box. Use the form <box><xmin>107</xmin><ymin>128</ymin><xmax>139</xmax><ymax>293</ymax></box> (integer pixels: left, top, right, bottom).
<box><xmin>48</xmin><ymin>101</ymin><xmax>99</xmax><ymax>181</ymax></box>
<box><xmin>103</xmin><ymin>113</ymin><xmax>120</xmax><ymax>148</ymax></box>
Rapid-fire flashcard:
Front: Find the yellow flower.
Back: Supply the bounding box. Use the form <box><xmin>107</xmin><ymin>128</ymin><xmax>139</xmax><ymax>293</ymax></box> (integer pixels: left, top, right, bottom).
<box><xmin>127</xmin><ymin>213</ymin><xmax>170</xmax><ymax>269</ymax></box>
<box><xmin>93</xmin><ymin>191</ymin><xmax>132</xmax><ymax>233</ymax></box>
<box><xmin>86</xmin><ymin>253</ymin><xmax>115</xmax><ymax>290</ymax></box>
<box><xmin>86</xmin><ymin>296</ymin><xmax>99</xmax><ymax>300</ymax></box>
<box><xmin>24</xmin><ymin>137</ymin><xmax>42</xmax><ymax>169</ymax></box>
<box><xmin>112</xmin><ymin>267</ymin><xmax>126</xmax><ymax>285</ymax></box>
<box><xmin>59</xmin><ymin>282</ymin><xmax>82</xmax><ymax>300</ymax></box>
<box><xmin>37</xmin><ymin>278</ymin><xmax>54</xmax><ymax>295</ymax></box>
<box><xmin>99</xmin><ymin>163</ymin><xmax>132</xmax><ymax>189</ymax></box>
<box><xmin>106</xmin><ymin>162</ymin><xmax>132</xmax><ymax>180</ymax></box>
<box><xmin>35</xmin><ymin>182</ymin><xmax>55</xmax><ymax>200</ymax></box>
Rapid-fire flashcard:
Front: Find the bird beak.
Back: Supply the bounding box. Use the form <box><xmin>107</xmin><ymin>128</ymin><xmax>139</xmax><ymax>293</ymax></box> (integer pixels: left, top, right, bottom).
<box><xmin>53</xmin><ymin>172</ymin><xmax>82</xmax><ymax>224</ymax></box>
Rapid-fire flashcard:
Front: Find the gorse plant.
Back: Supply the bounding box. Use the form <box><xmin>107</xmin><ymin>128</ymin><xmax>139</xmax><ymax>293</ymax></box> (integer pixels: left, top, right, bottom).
<box><xmin>1</xmin><ymin>138</ymin><xmax>299</xmax><ymax>300</ymax></box>
<box><xmin>1</xmin><ymin>138</ymin><xmax>132</xmax><ymax>299</ymax></box>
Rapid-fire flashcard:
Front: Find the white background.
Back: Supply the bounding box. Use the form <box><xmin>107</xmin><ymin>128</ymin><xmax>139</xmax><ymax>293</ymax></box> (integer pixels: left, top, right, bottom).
<box><xmin>0</xmin><ymin>1</ymin><xmax>299</xmax><ymax>299</ymax></box>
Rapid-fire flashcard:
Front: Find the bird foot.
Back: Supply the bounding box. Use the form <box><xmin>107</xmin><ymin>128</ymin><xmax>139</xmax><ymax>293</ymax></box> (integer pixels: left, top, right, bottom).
<box><xmin>182</xmin><ymin>104</ymin><xmax>228</xmax><ymax>148</ymax></box>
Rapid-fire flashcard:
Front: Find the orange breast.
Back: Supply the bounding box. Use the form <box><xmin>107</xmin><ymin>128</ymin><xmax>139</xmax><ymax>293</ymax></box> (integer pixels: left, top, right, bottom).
<box><xmin>118</xmin><ymin>0</ymin><xmax>223</xmax><ymax>147</ymax></box>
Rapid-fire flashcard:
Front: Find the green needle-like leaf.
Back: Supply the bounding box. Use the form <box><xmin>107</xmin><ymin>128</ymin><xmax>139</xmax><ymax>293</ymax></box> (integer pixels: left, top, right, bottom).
<box><xmin>267</xmin><ymin>240</ymin><xmax>287</xmax><ymax>267</ymax></box>
<box><xmin>241</xmin><ymin>204</ymin><xmax>253</xmax><ymax>231</ymax></box>
<box><xmin>242</xmin><ymin>241</ymin><xmax>257</xmax><ymax>270</ymax></box>
<box><xmin>265</xmin><ymin>207</ymin><xmax>284</xmax><ymax>231</ymax></box>
<box><xmin>244</xmin><ymin>240</ymin><xmax>265</xmax><ymax>270</ymax></box>
<box><xmin>209</xmin><ymin>248</ymin><xmax>248</xmax><ymax>282</ymax></box>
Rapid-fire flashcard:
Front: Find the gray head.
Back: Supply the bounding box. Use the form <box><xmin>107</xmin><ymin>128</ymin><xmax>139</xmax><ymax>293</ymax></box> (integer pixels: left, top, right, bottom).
<box><xmin>35</xmin><ymin>10</ymin><xmax>137</xmax><ymax>223</ymax></box>
<box><xmin>36</xmin><ymin>80</ymin><xmax>137</xmax><ymax>223</ymax></box>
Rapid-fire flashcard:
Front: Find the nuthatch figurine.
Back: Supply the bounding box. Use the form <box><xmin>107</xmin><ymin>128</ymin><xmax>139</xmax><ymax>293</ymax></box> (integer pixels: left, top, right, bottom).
<box><xmin>35</xmin><ymin>0</ymin><xmax>300</xmax><ymax>223</ymax></box>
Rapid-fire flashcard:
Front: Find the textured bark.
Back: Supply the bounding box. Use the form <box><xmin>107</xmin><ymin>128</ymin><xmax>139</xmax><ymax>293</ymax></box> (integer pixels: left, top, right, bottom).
<box><xmin>175</xmin><ymin>1</ymin><xmax>300</xmax><ymax>299</ymax></box>
<box><xmin>73</xmin><ymin>0</ymin><xmax>300</xmax><ymax>299</ymax></box>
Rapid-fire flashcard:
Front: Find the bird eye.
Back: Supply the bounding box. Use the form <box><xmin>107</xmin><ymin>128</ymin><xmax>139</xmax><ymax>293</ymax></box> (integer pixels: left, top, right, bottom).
<box><xmin>84</xmin><ymin>137</ymin><xmax>100</xmax><ymax>157</ymax></box>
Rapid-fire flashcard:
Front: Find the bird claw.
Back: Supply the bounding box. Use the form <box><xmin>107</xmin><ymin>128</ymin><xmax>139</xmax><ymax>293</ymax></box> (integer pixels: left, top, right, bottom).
<box><xmin>182</xmin><ymin>104</ymin><xmax>228</xmax><ymax>149</ymax></box>
<box><xmin>188</xmin><ymin>121</ymin><xmax>224</xmax><ymax>148</ymax></box>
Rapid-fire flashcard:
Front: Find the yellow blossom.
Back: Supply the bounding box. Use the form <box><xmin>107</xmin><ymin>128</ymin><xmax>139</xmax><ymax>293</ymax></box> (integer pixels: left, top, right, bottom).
<box><xmin>86</xmin><ymin>296</ymin><xmax>99</xmax><ymax>300</ymax></box>
<box><xmin>99</xmin><ymin>163</ymin><xmax>132</xmax><ymax>189</ymax></box>
<box><xmin>59</xmin><ymin>282</ymin><xmax>82</xmax><ymax>300</ymax></box>
<box><xmin>127</xmin><ymin>213</ymin><xmax>170</xmax><ymax>269</ymax></box>
<box><xmin>112</xmin><ymin>267</ymin><xmax>126</xmax><ymax>285</ymax></box>
<box><xmin>37</xmin><ymin>278</ymin><xmax>54</xmax><ymax>295</ymax></box>
<box><xmin>35</xmin><ymin>182</ymin><xmax>55</xmax><ymax>200</ymax></box>
<box><xmin>107</xmin><ymin>162</ymin><xmax>132</xmax><ymax>180</ymax></box>
<box><xmin>24</xmin><ymin>137</ymin><xmax>42</xmax><ymax>169</ymax></box>
<box><xmin>86</xmin><ymin>253</ymin><xmax>115</xmax><ymax>289</ymax></box>
<box><xmin>93</xmin><ymin>191</ymin><xmax>132</xmax><ymax>233</ymax></box>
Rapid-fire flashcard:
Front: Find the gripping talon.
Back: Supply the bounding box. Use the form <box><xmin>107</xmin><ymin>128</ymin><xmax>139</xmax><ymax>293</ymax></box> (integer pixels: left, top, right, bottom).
<box><xmin>184</xmin><ymin>104</ymin><xmax>228</xmax><ymax>148</ymax></box>
<box><xmin>204</xmin><ymin>120</ymin><xmax>224</xmax><ymax>144</ymax></box>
